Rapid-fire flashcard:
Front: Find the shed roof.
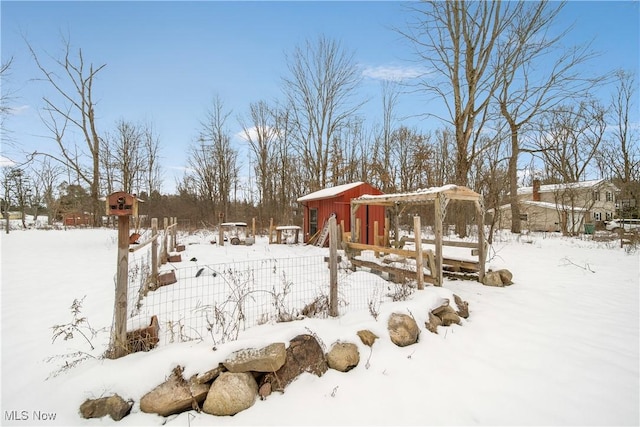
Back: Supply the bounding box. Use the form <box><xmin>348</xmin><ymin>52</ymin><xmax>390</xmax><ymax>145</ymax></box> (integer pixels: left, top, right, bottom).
<box><xmin>297</xmin><ymin>181</ymin><xmax>366</xmax><ymax>202</ymax></box>
<box><xmin>351</xmin><ymin>184</ymin><xmax>481</xmax><ymax>206</ymax></box>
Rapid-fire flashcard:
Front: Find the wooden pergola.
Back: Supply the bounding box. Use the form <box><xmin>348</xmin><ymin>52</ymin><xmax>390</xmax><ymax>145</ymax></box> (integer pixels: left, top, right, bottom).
<box><xmin>349</xmin><ymin>185</ymin><xmax>486</xmax><ymax>286</ymax></box>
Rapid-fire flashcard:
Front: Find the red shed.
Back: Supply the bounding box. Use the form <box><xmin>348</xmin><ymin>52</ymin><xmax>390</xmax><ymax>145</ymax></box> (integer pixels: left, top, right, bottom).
<box><xmin>297</xmin><ymin>182</ymin><xmax>385</xmax><ymax>245</ymax></box>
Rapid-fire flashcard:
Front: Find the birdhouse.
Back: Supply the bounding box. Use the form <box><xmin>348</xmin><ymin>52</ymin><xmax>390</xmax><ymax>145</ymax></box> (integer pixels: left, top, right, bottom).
<box><xmin>106</xmin><ymin>191</ymin><xmax>139</xmax><ymax>217</ymax></box>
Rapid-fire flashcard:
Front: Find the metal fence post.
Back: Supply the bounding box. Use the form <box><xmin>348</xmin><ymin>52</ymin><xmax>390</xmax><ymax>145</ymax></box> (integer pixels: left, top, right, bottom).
<box><xmin>329</xmin><ymin>216</ymin><xmax>338</xmax><ymax>317</ymax></box>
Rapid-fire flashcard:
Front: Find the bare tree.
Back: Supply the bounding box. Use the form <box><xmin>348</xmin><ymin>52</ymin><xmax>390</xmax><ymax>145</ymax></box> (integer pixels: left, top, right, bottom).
<box><xmin>30</xmin><ymin>157</ymin><xmax>64</xmax><ymax>226</ymax></box>
<box><xmin>101</xmin><ymin>119</ymin><xmax>147</xmax><ymax>195</ymax></box>
<box><xmin>1</xmin><ymin>56</ymin><xmax>15</xmax><ymax>141</ymax></box>
<box><xmin>283</xmin><ymin>35</ymin><xmax>364</xmax><ymax>191</ymax></box>
<box><xmin>240</xmin><ymin>100</ymin><xmax>278</xmax><ymax>221</ymax></box>
<box><xmin>27</xmin><ymin>38</ymin><xmax>106</xmax><ymax>226</ymax></box>
<box><xmin>401</xmin><ymin>1</ymin><xmax>519</xmax><ymax>236</ymax></box>
<box><xmin>494</xmin><ymin>1</ymin><xmax>601</xmax><ymax>233</ymax></box>
<box><xmin>187</xmin><ymin>95</ymin><xmax>239</xmax><ymax>223</ymax></box>
<box><xmin>535</xmin><ymin>100</ymin><xmax>606</xmax><ymax>183</ymax></box>
<box><xmin>402</xmin><ymin>1</ymin><xmax>516</xmax><ymax>187</ymax></box>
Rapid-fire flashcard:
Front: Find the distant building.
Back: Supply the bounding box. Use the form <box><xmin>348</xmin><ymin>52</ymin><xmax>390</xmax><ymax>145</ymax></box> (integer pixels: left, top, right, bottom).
<box><xmin>492</xmin><ymin>179</ymin><xmax>619</xmax><ymax>233</ymax></box>
<box><xmin>63</xmin><ymin>212</ymin><xmax>92</xmax><ymax>227</ymax></box>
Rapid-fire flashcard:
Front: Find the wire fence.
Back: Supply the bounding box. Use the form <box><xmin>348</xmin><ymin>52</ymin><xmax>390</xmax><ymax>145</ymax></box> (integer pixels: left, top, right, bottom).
<box><xmin>125</xmin><ymin>249</ymin><xmax>399</xmax><ymax>347</ymax></box>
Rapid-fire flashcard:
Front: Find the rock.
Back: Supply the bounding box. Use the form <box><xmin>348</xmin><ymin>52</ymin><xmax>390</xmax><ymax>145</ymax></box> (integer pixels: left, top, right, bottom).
<box><xmin>387</xmin><ymin>313</ymin><xmax>420</xmax><ymax>347</ymax></box>
<box><xmin>482</xmin><ymin>271</ymin><xmax>504</xmax><ymax>287</ymax></box>
<box><xmin>357</xmin><ymin>329</ymin><xmax>378</xmax><ymax>347</ymax></box>
<box><xmin>140</xmin><ymin>366</ymin><xmax>210</xmax><ymax>417</ymax></box>
<box><xmin>498</xmin><ymin>269</ymin><xmax>513</xmax><ymax>285</ymax></box>
<box><xmin>425</xmin><ymin>311</ymin><xmax>442</xmax><ymax>334</ymax></box>
<box><xmin>195</xmin><ymin>364</ymin><xmax>226</xmax><ymax>384</ymax></box>
<box><xmin>453</xmin><ymin>294</ymin><xmax>469</xmax><ymax>318</ymax></box>
<box><xmin>431</xmin><ymin>299</ymin><xmax>450</xmax><ymax>316</ymax></box>
<box><xmin>326</xmin><ymin>342</ymin><xmax>360</xmax><ymax>372</ymax></box>
<box><xmin>260</xmin><ymin>334</ymin><xmax>328</xmax><ymax>392</ymax></box>
<box><xmin>202</xmin><ymin>372</ymin><xmax>258</xmax><ymax>416</ymax></box>
<box><xmin>258</xmin><ymin>382</ymin><xmax>272</xmax><ymax>400</ymax></box>
<box><xmin>79</xmin><ymin>394</ymin><xmax>132</xmax><ymax>421</ymax></box>
<box><xmin>223</xmin><ymin>342</ymin><xmax>286</xmax><ymax>373</ymax></box>
<box><xmin>436</xmin><ymin>306</ymin><xmax>461</xmax><ymax>326</ymax></box>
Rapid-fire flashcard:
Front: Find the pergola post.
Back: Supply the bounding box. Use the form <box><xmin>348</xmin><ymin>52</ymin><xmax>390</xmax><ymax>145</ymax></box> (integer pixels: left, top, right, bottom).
<box><xmin>475</xmin><ymin>198</ymin><xmax>486</xmax><ymax>282</ymax></box>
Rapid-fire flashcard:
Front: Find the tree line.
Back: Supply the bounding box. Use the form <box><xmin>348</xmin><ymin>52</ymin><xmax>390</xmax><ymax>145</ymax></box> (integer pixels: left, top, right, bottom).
<box><xmin>2</xmin><ymin>1</ymin><xmax>638</xmax><ymax>233</ymax></box>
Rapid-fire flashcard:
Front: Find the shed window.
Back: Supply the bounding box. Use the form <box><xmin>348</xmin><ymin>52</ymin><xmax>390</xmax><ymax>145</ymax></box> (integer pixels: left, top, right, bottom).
<box><xmin>309</xmin><ymin>208</ymin><xmax>318</xmax><ymax>237</ymax></box>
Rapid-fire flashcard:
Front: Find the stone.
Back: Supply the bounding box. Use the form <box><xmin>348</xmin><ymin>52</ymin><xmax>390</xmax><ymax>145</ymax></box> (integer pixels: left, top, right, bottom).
<box><xmin>79</xmin><ymin>394</ymin><xmax>132</xmax><ymax>421</ymax></box>
<box><xmin>195</xmin><ymin>364</ymin><xmax>226</xmax><ymax>384</ymax></box>
<box><xmin>326</xmin><ymin>342</ymin><xmax>360</xmax><ymax>372</ymax></box>
<box><xmin>258</xmin><ymin>382</ymin><xmax>272</xmax><ymax>400</ymax></box>
<box><xmin>498</xmin><ymin>269</ymin><xmax>513</xmax><ymax>285</ymax></box>
<box><xmin>357</xmin><ymin>329</ymin><xmax>378</xmax><ymax>347</ymax></box>
<box><xmin>431</xmin><ymin>299</ymin><xmax>450</xmax><ymax>316</ymax></box>
<box><xmin>202</xmin><ymin>372</ymin><xmax>258</xmax><ymax>416</ymax></box>
<box><xmin>482</xmin><ymin>271</ymin><xmax>504</xmax><ymax>287</ymax></box>
<box><xmin>140</xmin><ymin>366</ymin><xmax>210</xmax><ymax>417</ymax></box>
<box><xmin>260</xmin><ymin>334</ymin><xmax>328</xmax><ymax>392</ymax></box>
<box><xmin>425</xmin><ymin>311</ymin><xmax>442</xmax><ymax>334</ymax></box>
<box><xmin>387</xmin><ymin>313</ymin><xmax>420</xmax><ymax>347</ymax></box>
<box><xmin>223</xmin><ymin>342</ymin><xmax>286</xmax><ymax>373</ymax></box>
<box><xmin>453</xmin><ymin>294</ymin><xmax>469</xmax><ymax>318</ymax></box>
<box><xmin>437</xmin><ymin>306</ymin><xmax>461</xmax><ymax>326</ymax></box>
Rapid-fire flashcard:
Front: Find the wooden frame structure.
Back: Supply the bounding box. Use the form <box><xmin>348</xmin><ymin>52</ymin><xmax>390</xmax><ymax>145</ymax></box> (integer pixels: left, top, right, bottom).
<box><xmin>348</xmin><ymin>185</ymin><xmax>486</xmax><ymax>286</ymax></box>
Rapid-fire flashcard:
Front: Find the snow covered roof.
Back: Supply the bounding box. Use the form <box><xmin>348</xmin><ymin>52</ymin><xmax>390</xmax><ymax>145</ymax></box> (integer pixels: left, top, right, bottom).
<box><xmin>352</xmin><ymin>184</ymin><xmax>480</xmax><ymax>206</ymax></box>
<box><xmin>297</xmin><ymin>182</ymin><xmax>366</xmax><ymax>202</ymax></box>
<box><xmin>493</xmin><ymin>201</ymin><xmax>588</xmax><ymax>212</ymax></box>
<box><xmin>517</xmin><ymin>179</ymin><xmax>614</xmax><ymax>195</ymax></box>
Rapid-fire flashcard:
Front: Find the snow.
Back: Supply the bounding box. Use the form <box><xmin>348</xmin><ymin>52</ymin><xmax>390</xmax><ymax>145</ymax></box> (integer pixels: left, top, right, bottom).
<box><xmin>1</xmin><ymin>222</ymin><xmax>639</xmax><ymax>426</ymax></box>
<box><xmin>517</xmin><ymin>179</ymin><xmax>608</xmax><ymax>195</ymax></box>
<box><xmin>296</xmin><ymin>182</ymin><xmax>364</xmax><ymax>202</ymax></box>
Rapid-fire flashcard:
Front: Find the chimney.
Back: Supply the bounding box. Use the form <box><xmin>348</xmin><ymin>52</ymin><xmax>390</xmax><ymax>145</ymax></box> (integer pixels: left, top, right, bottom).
<box><xmin>532</xmin><ymin>179</ymin><xmax>541</xmax><ymax>202</ymax></box>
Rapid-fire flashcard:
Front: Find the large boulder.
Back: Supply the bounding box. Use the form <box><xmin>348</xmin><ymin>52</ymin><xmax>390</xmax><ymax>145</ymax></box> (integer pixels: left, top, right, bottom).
<box><xmin>387</xmin><ymin>313</ymin><xmax>420</xmax><ymax>347</ymax></box>
<box><xmin>79</xmin><ymin>394</ymin><xmax>132</xmax><ymax>421</ymax></box>
<box><xmin>202</xmin><ymin>372</ymin><xmax>258</xmax><ymax>416</ymax></box>
<box><xmin>140</xmin><ymin>366</ymin><xmax>210</xmax><ymax>417</ymax></box>
<box><xmin>260</xmin><ymin>334</ymin><xmax>328</xmax><ymax>392</ymax></box>
<box><xmin>326</xmin><ymin>342</ymin><xmax>360</xmax><ymax>372</ymax></box>
<box><xmin>223</xmin><ymin>342</ymin><xmax>286</xmax><ymax>373</ymax></box>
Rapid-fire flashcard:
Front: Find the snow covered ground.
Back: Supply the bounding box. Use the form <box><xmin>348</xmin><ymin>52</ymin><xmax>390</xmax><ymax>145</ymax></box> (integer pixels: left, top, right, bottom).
<box><xmin>1</xmin><ymin>223</ymin><xmax>638</xmax><ymax>426</ymax></box>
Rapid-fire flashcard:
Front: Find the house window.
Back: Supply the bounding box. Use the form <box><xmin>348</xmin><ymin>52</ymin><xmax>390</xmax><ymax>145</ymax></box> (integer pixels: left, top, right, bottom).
<box><xmin>606</xmin><ymin>192</ymin><xmax>613</xmax><ymax>202</ymax></box>
<box><xmin>593</xmin><ymin>212</ymin><xmax>601</xmax><ymax>221</ymax></box>
<box><xmin>519</xmin><ymin>213</ymin><xmax>528</xmax><ymax>221</ymax></box>
<box><xmin>606</xmin><ymin>212</ymin><xmax>613</xmax><ymax>220</ymax></box>
<box><xmin>593</xmin><ymin>191</ymin><xmax>600</xmax><ymax>201</ymax></box>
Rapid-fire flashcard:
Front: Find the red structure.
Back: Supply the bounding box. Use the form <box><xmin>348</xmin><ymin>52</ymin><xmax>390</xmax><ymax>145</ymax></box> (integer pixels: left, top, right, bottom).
<box><xmin>297</xmin><ymin>182</ymin><xmax>385</xmax><ymax>245</ymax></box>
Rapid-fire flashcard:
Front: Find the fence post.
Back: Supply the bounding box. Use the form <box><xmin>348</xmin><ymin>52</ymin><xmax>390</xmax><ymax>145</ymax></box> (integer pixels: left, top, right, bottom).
<box><xmin>113</xmin><ymin>215</ymin><xmax>130</xmax><ymax>358</ymax></box>
<box><xmin>329</xmin><ymin>216</ymin><xmax>338</xmax><ymax>317</ymax></box>
<box><xmin>414</xmin><ymin>215</ymin><xmax>424</xmax><ymax>290</ymax></box>
<box><xmin>162</xmin><ymin>217</ymin><xmax>168</xmax><ymax>264</ymax></box>
<box><xmin>151</xmin><ymin>217</ymin><xmax>158</xmax><ymax>283</ymax></box>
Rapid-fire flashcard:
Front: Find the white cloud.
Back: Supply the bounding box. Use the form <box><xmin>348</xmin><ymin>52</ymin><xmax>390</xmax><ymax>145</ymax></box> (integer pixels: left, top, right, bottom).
<box><xmin>361</xmin><ymin>64</ymin><xmax>427</xmax><ymax>82</ymax></box>
<box><xmin>0</xmin><ymin>156</ymin><xmax>17</xmax><ymax>167</ymax></box>
<box><xmin>7</xmin><ymin>105</ymin><xmax>29</xmax><ymax>116</ymax></box>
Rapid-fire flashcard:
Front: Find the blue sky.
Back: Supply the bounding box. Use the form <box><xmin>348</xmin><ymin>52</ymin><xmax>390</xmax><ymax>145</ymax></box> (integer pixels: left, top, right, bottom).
<box><xmin>2</xmin><ymin>1</ymin><xmax>639</xmax><ymax>194</ymax></box>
